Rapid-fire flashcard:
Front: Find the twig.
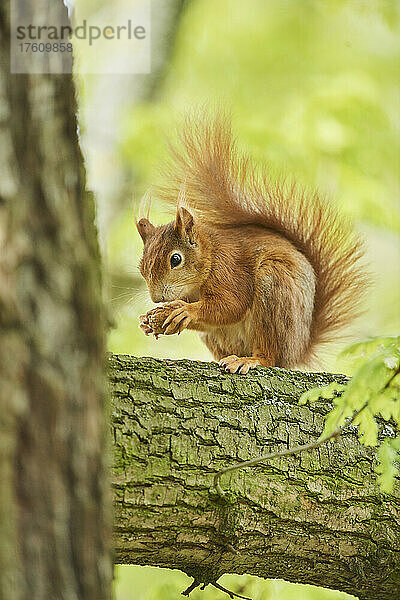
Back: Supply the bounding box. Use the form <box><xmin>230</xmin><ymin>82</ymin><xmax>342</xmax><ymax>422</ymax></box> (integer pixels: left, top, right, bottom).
<box><xmin>182</xmin><ymin>578</ymin><xmax>251</xmax><ymax>600</ymax></box>
<box><xmin>182</xmin><ymin>580</ymin><xmax>202</xmax><ymax>596</ymax></box>
<box><xmin>212</xmin><ymin>581</ymin><xmax>252</xmax><ymax>600</ymax></box>
<box><xmin>213</xmin><ymin>402</ymin><xmax>368</xmax><ymax>497</ymax></box>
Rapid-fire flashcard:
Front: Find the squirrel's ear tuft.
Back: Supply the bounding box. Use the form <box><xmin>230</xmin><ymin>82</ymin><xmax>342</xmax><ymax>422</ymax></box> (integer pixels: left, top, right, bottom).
<box><xmin>175</xmin><ymin>207</ymin><xmax>195</xmax><ymax>242</ymax></box>
<box><xmin>136</xmin><ymin>218</ymin><xmax>155</xmax><ymax>243</ymax></box>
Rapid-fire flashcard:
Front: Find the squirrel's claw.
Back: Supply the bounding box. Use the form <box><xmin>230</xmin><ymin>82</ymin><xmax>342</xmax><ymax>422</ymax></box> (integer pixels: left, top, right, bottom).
<box><xmin>219</xmin><ymin>355</ymin><xmax>261</xmax><ymax>374</ymax></box>
<box><xmin>177</xmin><ymin>316</ymin><xmax>191</xmax><ymax>333</ymax></box>
<box><xmin>162</xmin><ymin>307</ymin><xmax>183</xmax><ymax>329</ymax></box>
<box><xmin>163</xmin><ymin>306</ymin><xmax>192</xmax><ymax>335</ymax></box>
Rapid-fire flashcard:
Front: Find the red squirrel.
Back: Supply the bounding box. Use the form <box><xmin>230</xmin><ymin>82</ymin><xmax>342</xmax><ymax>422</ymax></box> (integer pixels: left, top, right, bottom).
<box><xmin>136</xmin><ymin>113</ymin><xmax>368</xmax><ymax>374</ymax></box>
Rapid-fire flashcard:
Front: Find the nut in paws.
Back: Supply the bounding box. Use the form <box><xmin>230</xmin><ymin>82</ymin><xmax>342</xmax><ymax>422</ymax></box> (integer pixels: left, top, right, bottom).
<box><xmin>139</xmin><ymin>305</ymin><xmax>171</xmax><ymax>338</ymax></box>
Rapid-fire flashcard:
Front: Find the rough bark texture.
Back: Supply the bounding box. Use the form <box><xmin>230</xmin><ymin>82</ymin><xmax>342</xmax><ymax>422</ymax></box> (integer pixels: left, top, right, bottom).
<box><xmin>0</xmin><ymin>2</ymin><xmax>111</xmax><ymax>599</ymax></box>
<box><xmin>110</xmin><ymin>354</ymin><xmax>400</xmax><ymax>600</ymax></box>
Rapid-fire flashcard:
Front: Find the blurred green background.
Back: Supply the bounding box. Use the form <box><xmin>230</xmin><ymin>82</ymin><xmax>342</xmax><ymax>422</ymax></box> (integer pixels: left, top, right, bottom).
<box><xmin>76</xmin><ymin>0</ymin><xmax>400</xmax><ymax>598</ymax></box>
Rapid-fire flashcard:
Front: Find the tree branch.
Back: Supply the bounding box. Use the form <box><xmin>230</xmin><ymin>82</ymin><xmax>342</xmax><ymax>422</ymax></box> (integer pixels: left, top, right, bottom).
<box><xmin>109</xmin><ymin>354</ymin><xmax>400</xmax><ymax>600</ymax></box>
<box><xmin>213</xmin><ymin>402</ymin><xmax>368</xmax><ymax>497</ymax></box>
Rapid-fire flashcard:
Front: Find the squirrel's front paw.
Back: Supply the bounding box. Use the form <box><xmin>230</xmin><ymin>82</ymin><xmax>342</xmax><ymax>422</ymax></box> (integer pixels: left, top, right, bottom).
<box><xmin>162</xmin><ymin>300</ymin><xmax>195</xmax><ymax>335</ymax></box>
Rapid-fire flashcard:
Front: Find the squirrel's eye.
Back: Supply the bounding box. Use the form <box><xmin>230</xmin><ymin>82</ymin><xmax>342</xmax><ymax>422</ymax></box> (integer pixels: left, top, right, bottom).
<box><xmin>170</xmin><ymin>253</ymin><xmax>182</xmax><ymax>268</ymax></box>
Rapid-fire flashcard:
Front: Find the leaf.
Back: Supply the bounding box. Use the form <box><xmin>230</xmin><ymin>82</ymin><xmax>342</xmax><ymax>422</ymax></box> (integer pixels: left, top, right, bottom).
<box><xmin>353</xmin><ymin>409</ymin><xmax>378</xmax><ymax>446</ymax></box>
<box><xmin>341</xmin><ymin>348</ymin><xmax>399</xmax><ymax>413</ymax></box>
<box><xmin>320</xmin><ymin>399</ymin><xmax>352</xmax><ymax>439</ymax></box>
<box><xmin>299</xmin><ymin>382</ymin><xmax>346</xmax><ymax>405</ymax></box>
<box><xmin>376</xmin><ymin>438</ymin><xmax>400</xmax><ymax>493</ymax></box>
<box><xmin>369</xmin><ymin>388</ymin><xmax>400</xmax><ymax>423</ymax></box>
<box><xmin>340</xmin><ymin>336</ymin><xmax>399</xmax><ymax>361</ymax></box>
<box><xmin>389</xmin><ymin>373</ymin><xmax>400</xmax><ymax>389</ymax></box>
<box><xmin>339</xmin><ymin>336</ymin><xmax>400</xmax><ymax>373</ymax></box>
<box><xmin>384</xmin><ymin>356</ymin><xmax>400</xmax><ymax>370</ymax></box>
<box><xmin>301</xmin><ymin>336</ymin><xmax>400</xmax><ymax>489</ymax></box>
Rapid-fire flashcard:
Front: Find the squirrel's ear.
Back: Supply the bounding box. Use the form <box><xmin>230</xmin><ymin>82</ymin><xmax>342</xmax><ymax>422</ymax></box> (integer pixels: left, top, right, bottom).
<box><xmin>136</xmin><ymin>218</ymin><xmax>155</xmax><ymax>243</ymax></box>
<box><xmin>175</xmin><ymin>207</ymin><xmax>195</xmax><ymax>242</ymax></box>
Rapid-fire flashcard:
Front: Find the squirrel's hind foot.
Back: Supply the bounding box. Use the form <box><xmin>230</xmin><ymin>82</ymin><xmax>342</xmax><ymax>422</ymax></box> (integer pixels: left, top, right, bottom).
<box><xmin>219</xmin><ymin>355</ymin><xmax>271</xmax><ymax>375</ymax></box>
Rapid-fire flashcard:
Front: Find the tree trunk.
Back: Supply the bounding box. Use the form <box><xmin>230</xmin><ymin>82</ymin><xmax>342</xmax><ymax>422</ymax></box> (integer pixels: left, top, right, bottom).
<box><xmin>0</xmin><ymin>3</ymin><xmax>111</xmax><ymax>599</ymax></box>
<box><xmin>109</xmin><ymin>354</ymin><xmax>400</xmax><ymax>600</ymax></box>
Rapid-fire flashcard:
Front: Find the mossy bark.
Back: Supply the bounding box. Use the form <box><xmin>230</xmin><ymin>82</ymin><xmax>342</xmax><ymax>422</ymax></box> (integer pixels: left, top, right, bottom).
<box><xmin>109</xmin><ymin>354</ymin><xmax>400</xmax><ymax>600</ymax></box>
<box><xmin>0</xmin><ymin>2</ymin><xmax>111</xmax><ymax>599</ymax></box>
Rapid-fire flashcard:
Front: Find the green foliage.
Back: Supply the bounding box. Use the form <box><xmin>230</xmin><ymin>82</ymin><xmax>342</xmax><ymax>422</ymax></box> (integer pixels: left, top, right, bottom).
<box><xmin>114</xmin><ymin>566</ymin><xmax>353</xmax><ymax>600</ymax></box>
<box><xmin>301</xmin><ymin>336</ymin><xmax>400</xmax><ymax>492</ymax></box>
<box><xmin>104</xmin><ymin>0</ymin><xmax>400</xmax><ymax>369</ymax></box>
<box><xmin>376</xmin><ymin>437</ymin><xmax>400</xmax><ymax>492</ymax></box>
<box><xmin>119</xmin><ymin>0</ymin><xmax>400</xmax><ymax>233</ymax></box>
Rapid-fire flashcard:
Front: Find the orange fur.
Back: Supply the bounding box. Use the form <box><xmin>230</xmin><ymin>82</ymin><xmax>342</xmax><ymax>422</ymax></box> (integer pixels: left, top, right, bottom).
<box><xmin>155</xmin><ymin>112</ymin><xmax>369</xmax><ymax>363</ymax></box>
<box><xmin>137</xmin><ymin>112</ymin><xmax>369</xmax><ymax>372</ymax></box>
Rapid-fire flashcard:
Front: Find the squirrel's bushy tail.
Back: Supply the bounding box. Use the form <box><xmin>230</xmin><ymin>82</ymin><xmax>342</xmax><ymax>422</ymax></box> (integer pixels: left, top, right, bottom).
<box><xmin>158</xmin><ymin>112</ymin><xmax>369</xmax><ymax>361</ymax></box>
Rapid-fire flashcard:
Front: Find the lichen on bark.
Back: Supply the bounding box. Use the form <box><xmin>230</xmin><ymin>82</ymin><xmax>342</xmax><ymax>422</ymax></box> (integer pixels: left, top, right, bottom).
<box><xmin>109</xmin><ymin>353</ymin><xmax>400</xmax><ymax>600</ymax></box>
